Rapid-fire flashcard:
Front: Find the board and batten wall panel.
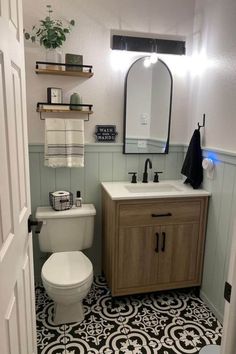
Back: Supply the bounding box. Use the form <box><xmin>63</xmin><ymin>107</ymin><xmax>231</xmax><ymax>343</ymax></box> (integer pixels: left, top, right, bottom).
<box><xmin>29</xmin><ymin>143</ymin><xmax>236</xmax><ymax>323</ymax></box>
<box><xmin>29</xmin><ymin>143</ymin><xmax>184</xmax><ymax>283</ymax></box>
<box><xmin>200</xmin><ymin>150</ymin><xmax>236</xmax><ymax>323</ymax></box>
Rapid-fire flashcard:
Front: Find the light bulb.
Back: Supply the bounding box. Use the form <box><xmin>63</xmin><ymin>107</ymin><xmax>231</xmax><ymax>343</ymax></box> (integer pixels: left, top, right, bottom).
<box><xmin>144</xmin><ymin>58</ymin><xmax>151</xmax><ymax>67</ymax></box>
<box><xmin>150</xmin><ymin>53</ymin><xmax>158</xmax><ymax>64</ymax></box>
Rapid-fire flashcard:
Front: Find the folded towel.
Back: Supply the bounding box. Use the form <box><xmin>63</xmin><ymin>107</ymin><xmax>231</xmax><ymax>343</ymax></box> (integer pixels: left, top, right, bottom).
<box><xmin>44</xmin><ymin>118</ymin><xmax>84</xmax><ymax>168</ymax></box>
<box><xmin>181</xmin><ymin>129</ymin><xmax>203</xmax><ymax>189</ymax></box>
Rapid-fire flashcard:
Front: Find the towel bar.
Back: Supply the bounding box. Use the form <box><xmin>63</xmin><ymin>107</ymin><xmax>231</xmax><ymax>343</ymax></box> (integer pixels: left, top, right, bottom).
<box><xmin>36</xmin><ymin>102</ymin><xmax>93</xmax><ymax>121</ymax></box>
<box><xmin>38</xmin><ymin>112</ymin><xmax>91</xmax><ymax>121</ymax></box>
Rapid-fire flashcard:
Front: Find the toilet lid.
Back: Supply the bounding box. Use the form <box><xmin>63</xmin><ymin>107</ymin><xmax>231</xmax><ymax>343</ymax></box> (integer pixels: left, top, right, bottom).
<box><xmin>42</xmin><ymin>251</ymin><xmax>93</xmax><ymax>288</ymax></box>
<box><xmin>199</xmin><ymin>345</ymin><xmax>220</xmax><ymax>354</ymax></box>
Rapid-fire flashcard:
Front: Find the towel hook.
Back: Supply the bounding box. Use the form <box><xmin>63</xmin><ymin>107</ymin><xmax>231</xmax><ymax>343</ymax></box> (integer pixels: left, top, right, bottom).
<box><xmin>198</xmin><ymin>114</ymin><xmax>206</xmax><ymax>130</ymax></box>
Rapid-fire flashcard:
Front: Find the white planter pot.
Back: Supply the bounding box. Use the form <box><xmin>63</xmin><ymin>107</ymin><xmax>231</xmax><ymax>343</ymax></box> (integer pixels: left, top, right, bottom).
<box><xmin>45</xmin><ymin>48</ymin><xmax>63</xmax><ymax>70</ymax></box>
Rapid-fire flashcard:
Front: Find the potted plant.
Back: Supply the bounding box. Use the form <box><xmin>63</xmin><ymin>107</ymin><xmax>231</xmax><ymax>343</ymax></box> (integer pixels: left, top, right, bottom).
<box><xmin>24</xmin><ymin>5</ymin><xmax>75</xmax><ymax>68</ymax></box>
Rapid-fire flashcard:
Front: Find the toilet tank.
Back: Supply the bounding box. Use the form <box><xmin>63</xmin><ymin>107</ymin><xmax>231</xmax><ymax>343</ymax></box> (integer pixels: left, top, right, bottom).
<box><xmin>35</xmin><ymin>204</ymin><xmax>96</xmax><ymax>252</ymax></box>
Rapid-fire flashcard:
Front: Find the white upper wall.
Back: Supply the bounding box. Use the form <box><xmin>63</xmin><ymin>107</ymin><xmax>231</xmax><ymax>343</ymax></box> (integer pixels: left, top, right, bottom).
<box><xmin>23</xmin><ymin>0</ymin><xmax>195</xmax><ymax>144</ymax></box>
<box><xmin>188</xmin><ymin>0</ymin><xmax>236</xmax><ymax>152</ymax></box>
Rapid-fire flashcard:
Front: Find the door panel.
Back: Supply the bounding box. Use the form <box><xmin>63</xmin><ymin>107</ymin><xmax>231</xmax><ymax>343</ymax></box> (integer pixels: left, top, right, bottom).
<box><xmin>117</xmin><ymin>226</ymin><xmax>159</xmax><ymax>289</ymax></box>
<box><xmin>158</xmin><ymin>224</ymin><xmax>199</xmax><ymax>284</ymax></box>
<box><xmin>0</xmin><ymin>51</ymin><xmax>14</xmax><ymax>246</ymax></box>
<box><xmin>5</xmin><ymin>290</ymin><xmax>21</xmax><ymax>354</ymax></box>
<box><xmin>9</xmin><ymin>0</ymin><xmax>19</xmax><ymax>39</ymax></box>
<box><xmin>0</xmin><ymin>0</ymin><xmax>36</xmax><ymax>352</ymax></box>
<box><xmin>23</xmin><ymin>249</ymin><xmax>36</xmax><ymax>354</ymax></box>
<box><xmin>11</xmin><ymin>62</ymin><xmax>27</xmax><ymax>215</ymax></box>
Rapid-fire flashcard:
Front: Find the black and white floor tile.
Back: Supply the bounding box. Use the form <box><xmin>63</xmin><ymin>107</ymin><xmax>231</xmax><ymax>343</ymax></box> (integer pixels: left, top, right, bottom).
<box><xmin>36</xmin><ymin>277</ymin><xmax>222</xmax><ymax>354</ymax></box>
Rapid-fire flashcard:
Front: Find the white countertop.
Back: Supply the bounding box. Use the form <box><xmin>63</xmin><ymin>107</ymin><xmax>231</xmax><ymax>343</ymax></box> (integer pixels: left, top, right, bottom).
<box><xmin>101</xmin><ymin>180</ymin><xmax>211</xmax><ymax>200</ymax></box>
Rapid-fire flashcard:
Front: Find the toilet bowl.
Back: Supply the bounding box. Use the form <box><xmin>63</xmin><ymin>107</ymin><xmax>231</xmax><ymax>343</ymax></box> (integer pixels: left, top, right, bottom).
<box><xmin>42</xmin><ymin>251</ymin><xmax>93</xmax><ymax>324</ymax></box>
<box><xmin>36</xmin><ymin>204</ymin><xmax>96</xmax><ymax>325</ymax></box>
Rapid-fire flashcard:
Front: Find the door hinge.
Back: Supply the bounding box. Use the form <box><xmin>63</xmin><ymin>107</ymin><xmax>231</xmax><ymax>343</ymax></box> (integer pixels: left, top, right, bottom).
<box><xmin>224</xmin><ymin>281</ymin><xmax>232</xmax><ymax>303</ymax></box>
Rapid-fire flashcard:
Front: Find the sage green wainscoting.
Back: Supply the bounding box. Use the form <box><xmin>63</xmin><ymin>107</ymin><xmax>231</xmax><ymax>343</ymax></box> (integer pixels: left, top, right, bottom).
<box><xmin>200</xmin><ymin>148</ymin><xmax>236</xmax><ymax>323</ymax></box>
<box><xmin>29</xmin><ymin>143</ymin><xmax>236</xmax><ymax>323</ymax></box>
<box><xmin>29</xmin><ymin>143</ymin><xmax>184</xmax><ymax>283</ymax></box>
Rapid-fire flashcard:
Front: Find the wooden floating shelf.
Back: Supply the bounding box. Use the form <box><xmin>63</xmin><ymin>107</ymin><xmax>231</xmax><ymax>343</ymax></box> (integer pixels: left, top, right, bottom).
<box><xmin>35</xmin><ymin>68</ymin><xmax>94</xmax><ymax>78</ymax></box>
<box><xmin>37</xmin><ymin>102</ymin><xmax>93</xmax><ymax>113</ymax></box>
<box><xmin>35</xmin><ymin>61</ymin><xmax>94</xmax><ymax>77</ymax></box>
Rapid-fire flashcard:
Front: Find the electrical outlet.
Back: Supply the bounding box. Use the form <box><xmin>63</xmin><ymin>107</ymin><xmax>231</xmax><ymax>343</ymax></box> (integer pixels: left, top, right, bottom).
<box><xmin>138</xmin><ymin>140</ymin><xmax>147</xmax><ymax>148</ymax></box>
<box><xmin>140</xmin><ymin>113</ymin><xmax>148</xmax><ymax>125</ymax></box>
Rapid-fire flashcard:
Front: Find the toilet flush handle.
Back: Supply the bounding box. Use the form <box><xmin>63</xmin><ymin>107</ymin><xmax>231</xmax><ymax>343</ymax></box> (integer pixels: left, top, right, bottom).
<box><xmin>28</xmin><ymin>214</ymin><xmax>43</xmax><ymax>234</ymax></box>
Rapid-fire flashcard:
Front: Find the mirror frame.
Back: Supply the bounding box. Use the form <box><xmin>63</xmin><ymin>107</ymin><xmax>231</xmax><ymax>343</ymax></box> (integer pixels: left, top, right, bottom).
<box><xmin>123</xmin><ymin>57</ymin><xmax>173</xmax><ymax>154</ymax></box>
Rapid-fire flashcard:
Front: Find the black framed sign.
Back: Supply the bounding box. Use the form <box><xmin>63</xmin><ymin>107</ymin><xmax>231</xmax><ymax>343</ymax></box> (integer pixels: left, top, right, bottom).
<box><xmin>95</xmin><ymin>125</ymin><xmax>118</xmax><ymax>142</ymax></box>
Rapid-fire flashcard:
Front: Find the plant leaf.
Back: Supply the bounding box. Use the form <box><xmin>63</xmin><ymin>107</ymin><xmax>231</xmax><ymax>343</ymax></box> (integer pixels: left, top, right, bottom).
<box><xmin>25</xmin><ymin>5</ymin><xmax>75</xmax><ymax>49</ymax></box>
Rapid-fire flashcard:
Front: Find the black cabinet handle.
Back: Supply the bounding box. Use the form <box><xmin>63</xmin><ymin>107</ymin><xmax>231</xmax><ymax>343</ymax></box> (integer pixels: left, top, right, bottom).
<box><xmin>155</xmin><ymin>233</ymin><xmax>159</xmax><ymax>253</ymax></box>
<box><xmin>151</xmin><ymin>213</ymin><xmax>172</xmax><ymax>218</ymax></box>
<box><xmin>162</xmin><ymin>232</ymin><xmax>166</xmax><ymax>252</ymax></box>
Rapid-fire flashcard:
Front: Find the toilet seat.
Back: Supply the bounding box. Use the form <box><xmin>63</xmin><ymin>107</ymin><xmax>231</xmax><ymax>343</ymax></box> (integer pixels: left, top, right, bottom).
<box><xmin>42</xmin><ymin>251</ymin><xmax>93</xmax><ymax>289</ymax></box>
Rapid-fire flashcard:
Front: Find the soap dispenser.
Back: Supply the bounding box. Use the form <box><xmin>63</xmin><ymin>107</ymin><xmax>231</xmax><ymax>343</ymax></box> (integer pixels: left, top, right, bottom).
<box><xmin>75</xmin><ymin>191</ymin><xmax>82</xmax><ymax>207</ymax></box>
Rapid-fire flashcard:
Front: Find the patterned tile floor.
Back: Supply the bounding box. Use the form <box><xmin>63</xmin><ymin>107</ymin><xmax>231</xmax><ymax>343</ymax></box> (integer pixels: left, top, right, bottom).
<box><xmin>36</xmin><ymin>276</ymin><xmax>222</xmax><ymax>354</ymax></box>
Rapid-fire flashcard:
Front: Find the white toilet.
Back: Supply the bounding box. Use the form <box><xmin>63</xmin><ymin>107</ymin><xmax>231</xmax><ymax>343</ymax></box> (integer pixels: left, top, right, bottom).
<box><xmin>36</xmin><ymin>204</ymin><xmax>96</xmax><ymax>325</ymax></box>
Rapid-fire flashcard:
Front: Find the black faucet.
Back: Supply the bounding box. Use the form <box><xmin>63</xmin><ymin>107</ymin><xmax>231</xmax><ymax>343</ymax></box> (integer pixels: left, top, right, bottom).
<box><xmin>142</xmin><ymin>158</ymin><xmax>152</xmax><ymax>183</ymax></box>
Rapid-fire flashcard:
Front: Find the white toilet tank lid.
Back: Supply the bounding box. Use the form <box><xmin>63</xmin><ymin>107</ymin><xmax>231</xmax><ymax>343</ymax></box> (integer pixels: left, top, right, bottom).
<box><xmin>42</xmin><ymin>251</ymin><xmax>93</xmax><ymax>288</ymax></box>
<box><xmin>36</xmin><ymin>204</ymin><xmax>96</xmax><ymax>219</ymax></box>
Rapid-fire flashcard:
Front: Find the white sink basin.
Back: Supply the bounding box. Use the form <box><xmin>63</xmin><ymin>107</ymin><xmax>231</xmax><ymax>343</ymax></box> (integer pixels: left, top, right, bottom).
<box><xmin>101</xmin><ymin>180</ymin><xmax>211</xmax><ymax>200</ymax></box>
<box><xmin>125</xmin><ymin>183</ymin><xmax>182</xmax><ymax>193</ymax></box>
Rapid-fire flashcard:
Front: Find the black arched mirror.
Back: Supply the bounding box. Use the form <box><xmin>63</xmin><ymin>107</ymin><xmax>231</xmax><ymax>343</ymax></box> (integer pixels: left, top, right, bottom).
<box><xmin>123</xmin><ymin>56</ymin><xmax>173</xmax><ymax>154</ymax></box>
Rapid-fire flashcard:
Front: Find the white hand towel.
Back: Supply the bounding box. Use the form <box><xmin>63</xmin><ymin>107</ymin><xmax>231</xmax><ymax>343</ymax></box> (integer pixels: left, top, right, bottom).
<box><xmin>44</xmin><ymin>118</ymin><xmax>84</xmax><ymax>167</ymax></box>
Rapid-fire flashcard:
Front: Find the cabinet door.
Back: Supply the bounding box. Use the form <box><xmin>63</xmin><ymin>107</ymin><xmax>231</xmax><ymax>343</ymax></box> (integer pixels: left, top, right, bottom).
<box><xmin>158</xmin><ymin>223</ymin><xmax>200</xmax><ymax>285</ymax></box>
<box><xmin>116</xmin><ymin>226</ymin><xmax>160</xmax><ymax>290</ymax></box>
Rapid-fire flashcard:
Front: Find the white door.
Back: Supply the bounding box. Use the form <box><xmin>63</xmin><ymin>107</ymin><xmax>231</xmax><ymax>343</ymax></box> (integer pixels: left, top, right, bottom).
<box><xmin>220</xmin><ymin>221</ymin><xmax>236</xmax><ymax>354</ymax></box>
<box><xmin>0</xmin><ymin>0</ymin><xmax>37</xmax><ymax>353</ymax></box>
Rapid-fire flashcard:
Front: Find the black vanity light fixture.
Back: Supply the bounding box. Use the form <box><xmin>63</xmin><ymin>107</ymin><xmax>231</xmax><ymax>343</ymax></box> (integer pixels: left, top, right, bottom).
<box><xmin>112</xmin><ymin>35</ymin><xmax>186</xmax><ymax>55</ymax></box>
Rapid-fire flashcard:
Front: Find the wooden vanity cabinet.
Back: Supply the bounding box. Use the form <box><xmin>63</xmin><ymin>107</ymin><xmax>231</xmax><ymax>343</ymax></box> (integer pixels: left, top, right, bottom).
<box><xmin>102</xmin><ymin>190</ymin><xmax>209</xmax><ymax>297</ymax></box>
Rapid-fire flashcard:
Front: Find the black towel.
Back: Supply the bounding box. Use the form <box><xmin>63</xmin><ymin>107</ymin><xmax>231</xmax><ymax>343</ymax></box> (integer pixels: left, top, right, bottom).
<box><xmin>181</xmin><ymin>129</ymin><xmax>203</xmax><ymax>189</ymax></box>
